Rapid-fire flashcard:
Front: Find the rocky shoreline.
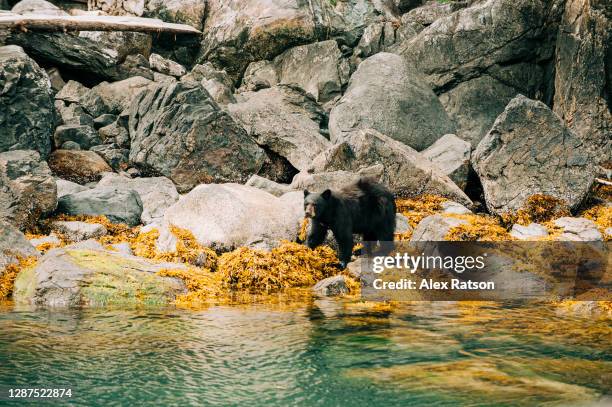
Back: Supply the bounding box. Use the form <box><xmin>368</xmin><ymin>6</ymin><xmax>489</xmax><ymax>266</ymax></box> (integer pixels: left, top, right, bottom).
<box><xmin>0</xmin><ymin>0</ymin><xmax>610</xmax><ymax>309</ymax></box>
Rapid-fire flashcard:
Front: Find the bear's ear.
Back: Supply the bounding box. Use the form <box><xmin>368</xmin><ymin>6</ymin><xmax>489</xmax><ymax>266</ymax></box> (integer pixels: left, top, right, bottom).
<box><xmin>304</xmin><ymin>189</ymin><xmax>310</xmax><ymax>197</ymax></box>
<box><xmin>322</xmin><ymin>189</ymin><xmax>332</xmax><ymax>200</ymax></box>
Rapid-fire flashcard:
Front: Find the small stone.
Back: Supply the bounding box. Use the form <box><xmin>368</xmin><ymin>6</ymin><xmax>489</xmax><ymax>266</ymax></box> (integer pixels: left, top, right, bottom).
<box><xmin>54</xmin><ymin>124</ymin><xmax>101</xmax><ymax>150</ymax></box>
<box><xmin>60</xmin><ymin>141</ymin><xmax>81</xmax><ymax>150</ymax></box>
<box><xmin>313</xmin><ymin>275</ymin><xmax>349</xmax><ymax>297</ymax></box>
<box><xmin>149</xmin><ymin>53</ymin><xmax>186</xmax><ymax>77</ymax></box>
<box><xmin>510</xmin><ymin>223</ymin><xmax>549</xmax><ymax>240</ymax></box>
<box><xmin>553</xmin><ymin>217</ymin><xmax>603</xmax><ymax>241</ymax></box>
<box><xmin>441</xmin><ymin>201</ymin><xmax>472</xmax><ymax>215</ymax></box>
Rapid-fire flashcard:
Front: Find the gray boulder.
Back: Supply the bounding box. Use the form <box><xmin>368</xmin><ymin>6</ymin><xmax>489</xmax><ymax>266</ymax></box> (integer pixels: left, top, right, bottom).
<box><xmin>50</xmin><ymin>221</ymin><xmax>108</xmax><ymax>242</ymax></box>
<box><xmin>398</xmin><ymin>0</ymin><xmax>561</xmax><ymax>146</ymax></box>
<box><xmin>92</xmin><ymin>76</ymin><xmax>153</xmax><ymax>114</ymax></box>
<box><xmin>60</xmin><ymin>141</ymin><xmax>81</xmax><ymax>151</ymax></box>
<box><xmin>57</xmin><ymin>186</ymin><xmax>143</xmax><ymax>226</ymax></box>
<box><xmin>553</xmin><ymin>0</ymin><xmax>611</xmax><ymax>165</ymax></box>
<box><xmin>12</xmin><ymin>0</ymin><xmax>65</xmax><ymax>15</ymax></box>
<box><xmin>510</xmin><ymin>223</ymin><xmax>549</xmax><ymax>240</ymax></box>
<box><xmin>553</xmin><ymin>217</ymin><xmax>603</xmax><ymax>241</ymax></box>
<box><xmin>440</xmin><ymin>201</ymin><xmax>472</xmax><ymax>215</ymax></box>
<box><xmin>55</xmin><ymin>80</ymin><xmax>89</xmax><ymax>104</ymax></box>
<box><xmin>473</xmin><ymin>95</ymin><xmax>595</xmax><ymax>215</ymax></box>
<box><xmin>290</xmin><ymin>165</ymin><xmax>385</xmax><ymax>193</ymax></box>
<box><xmin>56</xmin><ymin>179</ymin><xmax>88</xmax><ymax>199</ymax></box>
<box><xmin>228</xmin><ymin>86</ymin><xmax>330</xmax><ymax>171</ymax></box>
<box><xmin>149</xmin><ymin>53</ymin><xmax>186</xmax><ymax>77</ymax></box>
<box><xmin>162</xmin><ymin>184</ymin><xmax>304</xmax><ymax>250</ymax></box>
<box><xmin>329</xmin><ymin>52</ymin><xmax>454</xmax><ymax>151</ymax></box>
<box><xmin>0</xmin><ymin>221</ymin><xmax>38</xmax><ymax>271</ymax></box>
<box><xmin>53</xmin><ymin>125</ymin><xmax>102</xmax><ymax>150</ymax></box>
<box><xmin>129</xmin><ymin>81</ymin><xmax>265</xmax><ymax>192</ymax></box>
<box><xmin>313</xmin><ymin>275</ymin><xmax>350</xmax><ymax>296</ymax></box>
<box><xmin>55</xmin><ymin>103</ymin><xmax>94</xmax><ymax>127</ymax></box>
<box><xmin>89</xmin><ymin>144</ymin><xmax>129</xmax><ymax>171</ymax></box>
<box><xmin>181</xmin><ymin>63</ymin><xmax>236</xmax><ymax>105</ymax></box>
<box><xmin>422</xmin><ymin>134</ymin><xmax>471</xmax><ymax>190</ymax></box>
<box><xmin>0</xmin><ymin>150</ymin><xmax>57</xmax><ymax>230</ymax></box>
<box><xmin>310</xmin><ymin>129</ymin><xmax>472</xmax><ymax>205</ymax></box>
<box><xmin>96</xmin><ymin>172</ymin><xmax>179</xmax><ymax>225</ymax></box>
<box><xmin>411</xmin><ymin>214</ymin><xmax>468</xmax><ymax>241</ymax></box>
<box><xmin>7</xmin><ymin>30</ymin><xmax>152</xmax><ymax>81</ymax></box>
<box><xmin>241</xmin><ymin>60</ymin><xmax>279</xmax><ymax>91</ymax></box>
<box><xmin>0</xmin><ymin>45</ymin><xmax>55</xmax><ymax>158</ymax></box>
<box><xmin>273</xmin><ymin>40</ymin><xmax>350</xmax><ymax>104</ymax></box>
<box><xmin>48</xmin><ymin>150</ymin><xmax>112</xmax><ymax>184</ymax></box>
<box><xmin>245</xmin><ymin>175</ymin><xmax>292</xmax><ymax>197</ymax></box>
<box><xmin>13</xmin><ymin>245</ymin><xmax>187</xmax><ymax>307</ymax></box>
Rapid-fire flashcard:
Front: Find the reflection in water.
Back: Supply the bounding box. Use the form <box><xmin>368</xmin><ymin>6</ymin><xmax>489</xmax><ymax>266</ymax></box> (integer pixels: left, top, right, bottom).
<box><xmin>0</xmin><ymin>299</ymin><xmax>610</xmax><ymax>406</ymax></box>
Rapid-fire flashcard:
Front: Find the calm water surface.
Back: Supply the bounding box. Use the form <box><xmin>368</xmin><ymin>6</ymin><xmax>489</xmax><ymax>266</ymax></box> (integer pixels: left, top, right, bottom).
<box><xmin>0</xmin><ymin>298</ymin><xmax>610</xmax><ymax>406</ymax></box>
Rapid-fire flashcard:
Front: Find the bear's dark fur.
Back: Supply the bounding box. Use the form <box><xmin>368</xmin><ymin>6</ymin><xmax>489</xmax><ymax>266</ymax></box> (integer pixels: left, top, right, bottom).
<box><xmin>303</xmin><ymin>178</ymin><xmax>396</xmax><ymax>268</ymax></box>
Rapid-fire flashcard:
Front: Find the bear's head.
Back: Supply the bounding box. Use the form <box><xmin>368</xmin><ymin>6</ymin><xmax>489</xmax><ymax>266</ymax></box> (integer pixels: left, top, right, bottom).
<box><xmin>303</xmin><ymin>189</ymin><xmax>332</xmax><ymax>220</ymax></box>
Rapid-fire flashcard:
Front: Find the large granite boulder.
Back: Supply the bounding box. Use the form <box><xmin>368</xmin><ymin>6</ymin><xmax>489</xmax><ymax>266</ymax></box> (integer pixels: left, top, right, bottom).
<box><xmin>7</xmin><ymin>30</ymin><xmax>152</xmax><ymax>81</ymax></box>
<box><xmin>398</xmin><ymin>0</ymin><xmax>563</xmax><ymax>146</ymax></box>
<box><xmin>57</xmin><ymin>186</ymin><xmax>143</xmax><ymax>226</ymax></box>
<box><xmin>0</xmin><ymin>45</ymin><xmax>55</xmax><ymax>158</ymax></box>
<box><xmin>0</xmin><ymin>150</ymin><xmax>57</xmax><ymax>230</ymax></box>
<box><xmin>128</xmin><ymin>81</ymin><xmax>265</xmax><ymax>192</ymax></box>
<box><xmin>272</xmin><ymin>40</ymin><xmax>350</xmax><ymax>104</ymax></box>
<box><xmin>329</xmin><ymin>52</ymin><xmax>454</xmax><ymax>151</ymax></box>
<box><xmin>97</xmin><ymin>173</ymin><xmax>179</xmax><ymax>225</ymax></box>
<box><xmin>0</xmin><ymin>221</ymin><xmax>38</xmax><ymax>271</ymax></box>
<box><xmin>310</xmin><ymin>129</ymin><xmax>472</xmax><ymax>205</ymax></box>
<box><xmin>198</xmin><ymin>0</ymin><xmax>398</xmax><ymax>81</ymax></box>
<box><xmin>472</xmin><ymin>95</ymin><xmax>595</xmax><ymax>215</ymax></box>
<box><xmin>162</xmin><ymin>183</ymin><xmax>304</xmax><ymax>250</ymax></box>
<box><xmin>553</xmin><ymin>0</ymin><xmax>611</xmax><ymax>164</ymax></box>
<box><xmin>228</xmin><ymin>85</ymin><xmax>330</xmax><ymax>171</ymax></box>
<box><xmin>48</xmin><ymin>150</ymin><xmax>112</xmax><ymax>184</ymax></box>
<box><xmin>13</xmin><ymin>243</ymin><xmax>187</xmax><ymax>307</ymax></box>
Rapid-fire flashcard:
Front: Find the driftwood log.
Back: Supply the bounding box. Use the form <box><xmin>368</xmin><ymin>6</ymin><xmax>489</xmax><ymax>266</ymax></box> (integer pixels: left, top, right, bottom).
<box><xmin>0</xmin><ymin>13</ymin><xmax>201</xmax><ymax>35</ymax></box>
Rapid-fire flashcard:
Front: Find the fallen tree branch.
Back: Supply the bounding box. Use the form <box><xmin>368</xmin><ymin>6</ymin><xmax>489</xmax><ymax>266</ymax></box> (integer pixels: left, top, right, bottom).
<box><xmin>0</xmin><ymin>13</ymin><xmax>201</xmax><ymax>35</ymax></box>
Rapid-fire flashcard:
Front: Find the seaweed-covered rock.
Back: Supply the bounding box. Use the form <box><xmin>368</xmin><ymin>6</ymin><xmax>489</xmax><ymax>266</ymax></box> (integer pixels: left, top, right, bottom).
<box><xmin>57</xmin><ymin>186</ymin><xmax>143</xmax><ymax>226</ymax></box>
<box><xmin>422</xmin><ymin>134</ymin><xmax>471</xmax><ymax>190</ymax></box>
<box><xmin>0</xmin><ymin>45</ymin><xmax>55</xmax><ymax>158</ymax></box>
<box><xmin>553</xmin><ymin>0</ymin><xmax>611</xmax><ymax>164</ymax></box>
<box><xmin>129</xmin><ymin>81</ymin><xmax>265</xmax><ymax>192</ymax></box>
<box><xmin>48</xmin><ymin>150</ymin><xmax>112</xmax><ymax>184</ymax></box>
<box><xmin>313</xmin><ymin>275</ymin><xmax>349</xmax><ymax>296</ymax></box>
<box><xmin>13</xmin><ymin>245</ymin><xmax>187</xmax><ymax>307</ymax></box>
<box><xmin>0</xmin><ymin>150</ymin><xmax>57</xmax><ymax>230</ymax></box>
<box><xmin>472</xmin><ymin>95</ymin><xmax>595</xmax><ymax>215</ymax></box>
<box><xmin>97</xmin><ymin>173</ymin><xmax>179</xmax><ymax>225</ymax></box>
<box><xmin>0</xmin><ymin>221</ymin><xmax>38</xmax><ymax>270</ymax></box>
<box><xmin>228</xmin><ymin>85</ymin><xmax>330</xmax><ymax>171</ymax></box>
<box><xmin>329</xmin><ymin>53</ymin><xmax>454</xmax><ymax>151</ymax></box>
<box><xmin>162</xmin><ymin>184</ymin><xmax>304</xmax><ymax>250</ymax></box>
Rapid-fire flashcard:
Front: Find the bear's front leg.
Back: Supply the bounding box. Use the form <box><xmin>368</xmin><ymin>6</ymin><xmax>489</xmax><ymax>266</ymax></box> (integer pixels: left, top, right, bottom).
<box><xmin>333</xmin><ymin>228</ymin><xmax>354</xmax><ymax>269</ymax></box>
<box><xmin>306</xmin><ymin>221</ymin><xmax>328</xmax><ymax>249</ymax></box>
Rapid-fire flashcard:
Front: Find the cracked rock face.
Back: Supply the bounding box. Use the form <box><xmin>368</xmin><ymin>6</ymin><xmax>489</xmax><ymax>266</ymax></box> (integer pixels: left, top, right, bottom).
<box><xmin>128</xmin><ymin>81</ymin><xmax>265</xmax><ymax>193</ymax></box>
<box><xmin>473</xmin><ymin>95</ymin><xmax>595</xmax><ymax>216</ymax></box>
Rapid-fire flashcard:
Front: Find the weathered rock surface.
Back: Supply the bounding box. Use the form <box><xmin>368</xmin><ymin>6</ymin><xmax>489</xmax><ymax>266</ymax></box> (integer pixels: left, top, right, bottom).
<box><xmin>272</xmin><ymin>40</ymin><xmax>350</xmax><ymax>103</ymax></box>
<box><xmin>411</xmin><ymin>214</ymin><xmax>468</xmax><ymax>241</ymax></box>
<box><xmin>53</xmin><ymin>125</ymin><xmax>102</xmax><ymax>150</ymax></box>
<box><xmin>13</xmin><ymin>245</ymin><xmax>187</xmax><ymax>307</ymax></box>
<box><xmin>57</xmin><ymin>186</ymin><xmax>143</xmax><ymax>226</ymax></box>
<box><xmin>162</xmin><ymin>184</ymin><xmax>304</xmax><ymax>250</ymax></box>
<box><xmin>313</xmin><ymin>275</ymin><xmax>350</xmax><ymax>296</ymax></box>
<box><xmin>149</xmin><ymin>53</ymin><xmax>186</xmax><ymax>77</ymax></box>
<box><xmin>145</xmin><ymin>0</ymin><xmax>207</xmax><ymax>30</ymax></box>
<box><xmin>440</xmin><ymin>201</ymin><xmax>472</xmax><ymax>215</ymax></box>
<box><xmin>472</xmin><ymin>95</ymin><xmax>595</xmax><ymax>215</ymax></box>
<box><xmin>129</xmin><ymin>81</ymin><xmax>265</xmax><ymax>192</ymax></box>
<box><xmin>398</xmin><ymin>0</ymin><xmax>562</xmax><ymax>146</ymax></box>
<box><xmin>0</xmin><ymin>150</ymin><xmax>57</xmax><ymax>230</ymax></box>
<box><xmin>55</xmin><ymin>103</ymin><xmax>94</xmax><ymax>127</ymax></box>
<box><xmin>329</xmin><ymin>53</ymin><xmax>454</xmax><ymax>151</ymax></box>
<box><xmin>92</xmin><ymin>76</ymin><xmax>153</xmax><ymax>114</ymax></box>
<box><xmin>0</xmin><ymin>221</ymin><xmax>38</xmax><ymax>270</ymax></box>
<box><xmin>55</xmin><ymin>80</ymin><xmax>89</xmax><ymax>104</ymax></box>
<box><xmin>553</xmin><ymin>217</ymin><xmax>603</xmax><ymax>241</ymax></box>
<box><xmin>290</xmin><ymin>165</ymin><xmax>384</xmax><ymax>194</ymax></box>
<box><xmin>510</xmin><ymin>223</ymin><xmax>549</xmax><ymax>240</ymax></box>
<box><xmin>12</xmin><ymin>0</ymin><xmax>65</xmax><ymax>15</ymax></box>
<box><xmin>48</xmin><ymin>150</ymin><xmax>112</xmax><ymax>184</ymax></box>
<box><xmin>89</xmin><ymin>144</ymin><xmax>129</xmax><ymax>171</ymax></box>
<box><xmin>7</xmin><ymin>30</ymin><xmax>152</xmax><ymax>81</ymax></box>
<box><xmin>56</xmin><ymin>179</ymin><xmax>88</xmax><ymax>199</ymax></box>
<box><xmin>310</xmin><ymin>129</ymin><xmax>472</xmax><ymax>205</ymax></box>
<box><xmin>553</xmin><ymin>0</ymin><xmax>611</xmax><ymax>164</ymax></box>
<box><xmin>228</xmin><ymin>86</ymin><xmax>330</xmax><ymax>171</ymax></box>
<box><xmin>245</xmin><ymin>175</ymin><xmax>292</xmax><ymax>197</ymax></box>
<box><xmin>0</xmin><ymin>45</ymin><xmax>55</xmax><ymax>158</ymax></box>
<box><xmin>422</xmin><ymin>134</ymin><xmax>471</xmax><ymax>190</ymax></box>
<box><xmin>97</xmin><ymin>172</ymin><xmax>179</xmax><ymax>225</ymax></box>
<box><xmin>50</xmin><ymin>221</ymin><xmax>108</xmax><ymax>242</ymax></box>
<box><xmin>181</xmin><ymin>63</ymin><xmax>236</xmax><ymax>105</ymax></box>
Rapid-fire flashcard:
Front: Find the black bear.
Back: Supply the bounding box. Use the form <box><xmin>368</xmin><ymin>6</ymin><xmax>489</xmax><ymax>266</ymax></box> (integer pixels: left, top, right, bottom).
<box><xmin>303</xmin><ymin>178</ymin><xmax>396</xmax><ymax>268</ymax></box>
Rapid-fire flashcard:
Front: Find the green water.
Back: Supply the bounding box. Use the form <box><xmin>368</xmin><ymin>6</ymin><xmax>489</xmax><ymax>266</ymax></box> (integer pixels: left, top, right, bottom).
<box><xmin>0</xmin><ymin>299</ymin><xmax>610</xmax><ymax>406</ymax></box>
